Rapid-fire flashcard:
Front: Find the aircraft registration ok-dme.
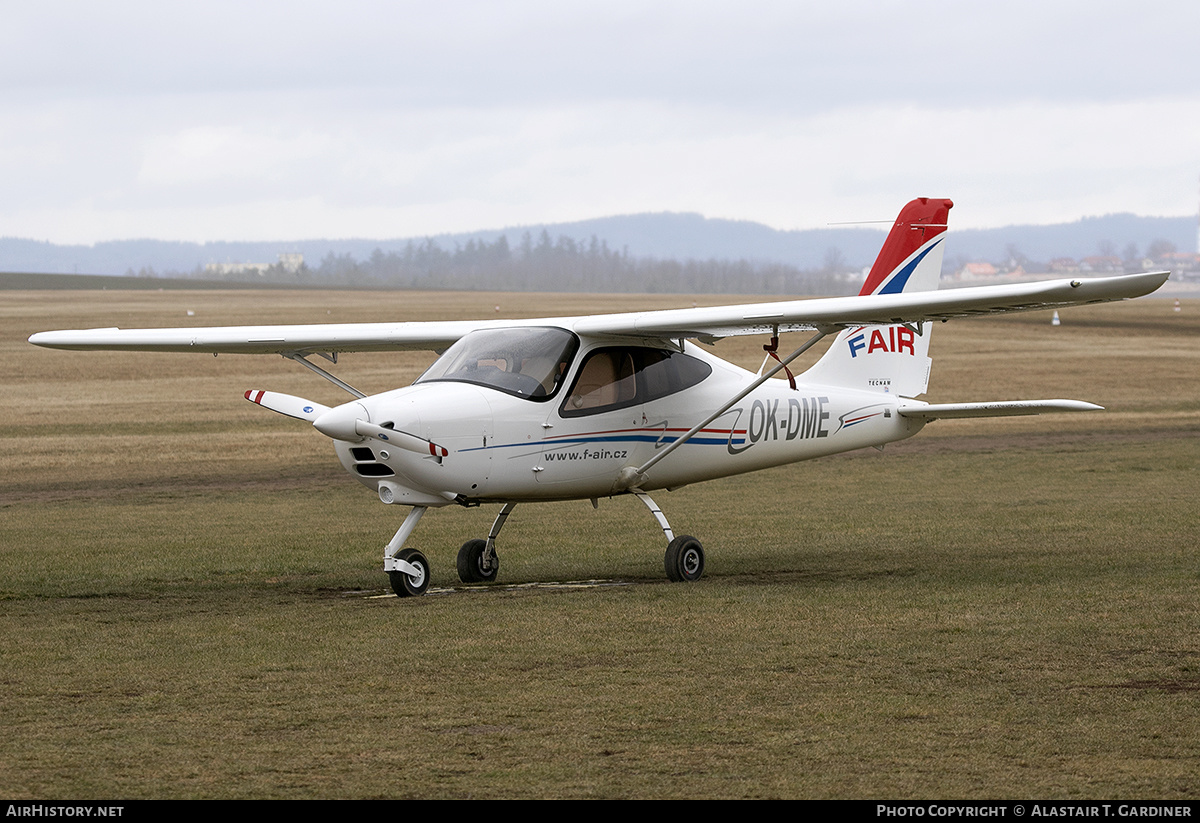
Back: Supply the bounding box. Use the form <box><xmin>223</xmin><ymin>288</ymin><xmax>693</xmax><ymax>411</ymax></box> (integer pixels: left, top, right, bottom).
<box><xmin>29</xmin><ymin>199</ymin><xmax>1169</xmax><ymax>596</ymax></box>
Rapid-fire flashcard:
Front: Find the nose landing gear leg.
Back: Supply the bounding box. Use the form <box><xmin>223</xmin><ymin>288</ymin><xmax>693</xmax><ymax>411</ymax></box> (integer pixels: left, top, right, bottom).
<box><xmin>384</xmin><ymin>506</ymin><xmax>431</xmax><ymax>597</ymax></box>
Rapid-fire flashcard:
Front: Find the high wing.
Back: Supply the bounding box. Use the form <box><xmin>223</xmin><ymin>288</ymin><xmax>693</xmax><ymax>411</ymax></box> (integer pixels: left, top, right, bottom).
<box><xmin>27</xmin><ymin>319</ymin><xmax>487</xmax><ymax>354</ymax></box>
<box><xmin>28</xmin><ymin>271</ymin><xmax>1169</xmax><ymax>354</ymax></box>
<box><xmin>572</xmin><ymin>271</ymin><xmax>1168</xmax><ymax>340</ymax></box>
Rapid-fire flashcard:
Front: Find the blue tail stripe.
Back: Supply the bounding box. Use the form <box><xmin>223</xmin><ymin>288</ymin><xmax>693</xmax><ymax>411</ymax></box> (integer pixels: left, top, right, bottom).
<box><xmin>878</xmin><ymin>238</ymin><xmax>942</xmax><ymax>295</ymax></box>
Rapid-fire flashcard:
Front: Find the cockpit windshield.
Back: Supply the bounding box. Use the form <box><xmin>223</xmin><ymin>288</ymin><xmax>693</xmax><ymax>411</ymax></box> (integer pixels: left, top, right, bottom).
<box><xmin>415</xmin><ymin>327</ymin><xmax>579</xmax><ymax>401</ymax></box>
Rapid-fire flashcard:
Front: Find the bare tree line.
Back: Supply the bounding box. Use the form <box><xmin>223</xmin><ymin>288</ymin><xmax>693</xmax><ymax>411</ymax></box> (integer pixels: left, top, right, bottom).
<box><xmin>179</xmin><ymin>231</ymin><xmax>853</xmax><ymax>295</ymax></box>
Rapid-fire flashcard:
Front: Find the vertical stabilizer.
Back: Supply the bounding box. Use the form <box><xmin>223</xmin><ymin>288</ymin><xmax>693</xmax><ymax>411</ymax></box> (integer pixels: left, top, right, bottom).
<box><xmin>800</xmin><ymin>197</ymin><xmax>953</xmax><ymax>397</ymax></box>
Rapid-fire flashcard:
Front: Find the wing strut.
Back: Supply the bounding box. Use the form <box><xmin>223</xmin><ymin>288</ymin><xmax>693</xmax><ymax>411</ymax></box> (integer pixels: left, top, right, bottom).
<box><xmin>617</xmin><ymin>329</ymin><xmax>831</xmax><ymax>490</ymax></box>
<box><xmin>282</xmin><ymin>352</ymin><xmax>365</xmax><ymax>398</ymax></box>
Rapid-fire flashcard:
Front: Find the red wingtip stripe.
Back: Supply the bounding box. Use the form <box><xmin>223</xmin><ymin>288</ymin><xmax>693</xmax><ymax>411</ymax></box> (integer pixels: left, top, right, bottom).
<box><xmin>245</xmin><ymin>389</ymin><xmax>266</xmax><ymax>404</ymax></box>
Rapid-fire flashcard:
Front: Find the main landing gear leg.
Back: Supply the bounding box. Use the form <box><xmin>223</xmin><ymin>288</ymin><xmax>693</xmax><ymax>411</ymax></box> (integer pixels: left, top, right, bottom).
<box><xmin>457</xmin><ymin>502</ymin><xmax>514</xmax><ymax>584</ymax></box>
<box><xmin>384</xmin><ymin>506</ymin><xmax>431</xmax><ymax>597</ymax></box>
<box><xmin>633</xmin><ymin>492</ymin><xmax>705</xmax><ymax>583</ymax></box>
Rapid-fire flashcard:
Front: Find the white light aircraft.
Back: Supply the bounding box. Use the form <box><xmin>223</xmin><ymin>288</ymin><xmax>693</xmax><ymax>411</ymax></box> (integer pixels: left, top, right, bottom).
<box><xmin>29</xmin><ymin>198</ymin><xmax>1169</xmax><ymax>596</ymax></box>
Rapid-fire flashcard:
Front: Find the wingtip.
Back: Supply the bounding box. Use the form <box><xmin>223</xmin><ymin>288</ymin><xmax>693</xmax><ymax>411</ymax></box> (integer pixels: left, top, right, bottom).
<box><xmin>1137</xmin><ymin>270</ymin><xmax>1171</xmax><ymax>295</ymax></box>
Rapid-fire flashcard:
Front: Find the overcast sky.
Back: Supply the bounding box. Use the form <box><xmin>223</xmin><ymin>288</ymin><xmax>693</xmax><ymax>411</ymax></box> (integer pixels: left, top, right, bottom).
<box><xmin>3</xmin><ymin>1</ymin><xmax>1198</xmax><ymax>244</ymax></box>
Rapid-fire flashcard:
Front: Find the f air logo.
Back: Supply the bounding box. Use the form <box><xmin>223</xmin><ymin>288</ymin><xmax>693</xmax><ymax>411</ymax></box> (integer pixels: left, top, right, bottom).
<box><xmin>847</xmin><ymin>326</ymin><xmax>917</xmax><ymax>358</ymax></box>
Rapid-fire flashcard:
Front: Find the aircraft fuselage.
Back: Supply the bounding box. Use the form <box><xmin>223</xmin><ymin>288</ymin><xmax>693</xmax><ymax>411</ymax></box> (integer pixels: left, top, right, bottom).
<box><xmin>330</xmin><ymin>335</ymin><xmax>925</xmax><ymax>506</ymax></box>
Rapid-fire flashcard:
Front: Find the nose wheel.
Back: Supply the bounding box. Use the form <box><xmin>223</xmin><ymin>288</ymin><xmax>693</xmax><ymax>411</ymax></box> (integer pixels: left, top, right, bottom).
<box><xmin>387</xmin><ymin>548</ymin><xmax>430</xmax><ymax>597</ymax></box>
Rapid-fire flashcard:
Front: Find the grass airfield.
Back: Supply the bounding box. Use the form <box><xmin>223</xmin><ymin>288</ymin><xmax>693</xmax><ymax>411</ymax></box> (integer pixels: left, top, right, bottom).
<box><xmin>2</xmin><ymin>287</ymin><xmax>1198</xmax><ymax>799</ymax></box>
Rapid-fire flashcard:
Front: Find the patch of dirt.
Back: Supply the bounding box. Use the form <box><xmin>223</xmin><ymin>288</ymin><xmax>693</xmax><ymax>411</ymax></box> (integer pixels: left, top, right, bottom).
<box><xmin>1108</xmin><ymin>679</ymin><xmax>1200</xmax><ymax>694</ymax></box>
<box><xmin>0</xmin><ymin>470</ymin><xmax>346</xmax><ymax>506</ymax></box>
<box><xmin>831</xmin><ymin>423</ymin><xmax>1199</xmax><ymax>459</ymax></box>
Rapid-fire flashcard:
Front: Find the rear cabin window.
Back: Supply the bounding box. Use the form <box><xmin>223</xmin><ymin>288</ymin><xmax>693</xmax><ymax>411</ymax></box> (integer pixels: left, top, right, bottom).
<box><xmin>561</xmin><ymin>347</ymin><xmax>712</xmax><ymax>416</ymax></box>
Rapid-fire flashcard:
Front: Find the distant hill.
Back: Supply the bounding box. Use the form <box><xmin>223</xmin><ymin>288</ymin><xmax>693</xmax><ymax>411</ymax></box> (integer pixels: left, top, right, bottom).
<box><xmin>1</xmin><ymin>212</ymin><xmax>1194</xmax><ymax>277</ymax></box>
<box><xmin>947</xmin><ymin>214</ymin><xmax>1197</xmax><ymax>266</ymax></box>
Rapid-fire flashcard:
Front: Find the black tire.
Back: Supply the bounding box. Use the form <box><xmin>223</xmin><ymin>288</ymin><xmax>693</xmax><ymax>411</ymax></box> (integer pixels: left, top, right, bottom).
<box><xmin>389</xmin><ymin>548</ymin><xmax>430</xmax><ymax>597</ymax></box>
<box><xmin>457</xmin><ymin>538</ymin><xmax>499</xmax><ymax>583</ymax></box>
<box><xmin>664</xmin><ymin>535</ymin><xmax>704</xmax><ymax>582</ymax></box>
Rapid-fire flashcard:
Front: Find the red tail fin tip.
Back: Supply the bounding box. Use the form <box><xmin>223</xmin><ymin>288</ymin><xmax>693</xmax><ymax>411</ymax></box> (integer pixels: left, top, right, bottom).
<box><xmin>859</xmin><ymin>198</ymin><xmax>954</xmax><ymax>296</ymax></box>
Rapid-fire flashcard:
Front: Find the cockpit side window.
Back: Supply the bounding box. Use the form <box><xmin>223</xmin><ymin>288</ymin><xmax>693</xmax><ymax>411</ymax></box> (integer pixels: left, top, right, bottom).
<box><xmin>569</xmin><ymin>350</ymin><xmax>636</xmax><ymax>411</ymax></box>
<box><xmin>561</xmin><ymin>346</ymin><xmax>712</xmax><ymax>416</ymax></box>
<box><xmin>416</xmin><ymin>327</ymin><xmax>579</xmax><ymax>401</ymax></box>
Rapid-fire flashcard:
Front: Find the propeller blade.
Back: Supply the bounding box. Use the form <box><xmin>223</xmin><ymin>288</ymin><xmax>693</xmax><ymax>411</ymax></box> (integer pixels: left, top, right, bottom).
<box><xmin>309</xmin><ymin>402</ymin><xmax>449</xmax><ymax>459</ymax></box>
<box><xmin>244</xmin><ymin>390</ymin><xmax>331</xmax><ymax>422</ymax></box>
<box><xmin>355</xmin><ymin>420</ymin><xmax>449</xmax><ymax>459</ymax></box>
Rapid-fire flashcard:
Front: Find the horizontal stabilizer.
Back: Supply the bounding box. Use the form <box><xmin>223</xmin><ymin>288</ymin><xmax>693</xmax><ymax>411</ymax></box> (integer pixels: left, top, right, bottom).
<box><xmin>898</xmin><ymin>399</ymin><xmax>1103</xmax><ymax>421</ymax></box>
<box><xmin>244</xmin><ymin>390</ymin><xmax>331</xmax><ymax>421</ymax></box>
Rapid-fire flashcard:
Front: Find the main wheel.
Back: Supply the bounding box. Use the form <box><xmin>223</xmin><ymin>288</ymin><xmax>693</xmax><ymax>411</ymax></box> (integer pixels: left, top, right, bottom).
<box><xmin>664</xmin><ymin>535</ymin><xmax>704</xmax><ymax>582</ymax></box>
<box><xmin>389</xmin><ymin>548</ymin><xmax>430</xmax><ymax>597</ymax></box>
<box><xmin>457</xmin><ymin>538</ymin><xmax>499</xmax><ymax>583</ymax></box>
